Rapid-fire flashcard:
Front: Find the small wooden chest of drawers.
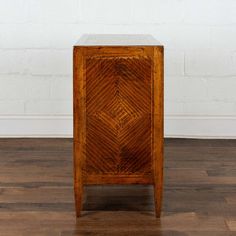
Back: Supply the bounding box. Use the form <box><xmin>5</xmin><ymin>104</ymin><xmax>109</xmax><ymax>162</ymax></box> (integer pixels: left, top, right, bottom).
<box><xmin>73</xmin><ymin>34</ymin><xmax>164</xmax><ymax>217</ymax></box>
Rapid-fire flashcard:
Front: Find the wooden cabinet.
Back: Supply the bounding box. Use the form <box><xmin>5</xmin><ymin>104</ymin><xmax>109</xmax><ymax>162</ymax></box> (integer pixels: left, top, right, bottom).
<box><xmin>73</xmin><ymin>34</ymin><xmax>164</xmax><ymax>217</ymax></box>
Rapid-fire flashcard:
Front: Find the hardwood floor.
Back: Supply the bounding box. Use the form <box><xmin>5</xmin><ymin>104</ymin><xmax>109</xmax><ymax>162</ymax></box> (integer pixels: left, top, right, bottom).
<box><xmin>0</xmin><ymin>138</ymin><xmax>235</xmax><ymax>236</ymax></box>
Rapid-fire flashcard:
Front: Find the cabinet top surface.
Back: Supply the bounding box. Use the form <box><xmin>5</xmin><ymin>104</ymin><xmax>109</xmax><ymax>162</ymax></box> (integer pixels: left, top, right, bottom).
<box><xmin>75</xmin><ymin>34</ymin><xmax>162</xmax><ymax>46</ymax></box>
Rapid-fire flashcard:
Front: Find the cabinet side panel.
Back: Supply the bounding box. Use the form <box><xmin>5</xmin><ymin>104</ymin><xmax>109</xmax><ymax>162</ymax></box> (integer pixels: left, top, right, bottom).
<box><xmin>84</xmin><ymin>52</ymin><xmax>153</xmax><ymax>176</ymax></box>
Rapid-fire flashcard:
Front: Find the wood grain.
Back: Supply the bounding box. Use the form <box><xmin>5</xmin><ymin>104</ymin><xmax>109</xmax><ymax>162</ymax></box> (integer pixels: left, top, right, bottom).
<box><xmin>0</xmin><ymin>138</ymin><xmax>235</xmax><ymax>235</ymax></box>
<box><xmin>73</xmin><ymin>46</ymin><xmax>85</xmax><ymax>217</ymax></box>
<box><xmin>85</xmin><ymin>56</ymin><xmax>152</xmax><ymax>176</ymax></box>
<box><xmin>153</xmin><ymin>46</ymin><xmax>164</xmax><ymax>217</ymax></box>
<box><xmin>74</xmin><ymin>37</ymin><xmax>164</xmax><ymax>218</ymax></box>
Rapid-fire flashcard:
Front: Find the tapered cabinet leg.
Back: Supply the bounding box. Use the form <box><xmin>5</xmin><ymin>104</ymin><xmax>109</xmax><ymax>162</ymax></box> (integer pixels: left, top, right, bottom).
<box><xmin>74</xmin><ymin>180</ymin><xmax>83</xmax><ymax>217</ymax></box>
<box><xmin>73</xmin><ymin>146</ymin><xmax>83</xmax><ymax>217</ymax></box>
<box><xmin>153</xmin><ymin>152</ymin><xmax>163</xmax><ymax>218</ymax></box>
<box><xmin>73</xmin><ymin>142</ymin><xmax>84</xmax><ymax>218</ymax></box>
<box><xmin>154</xmin><ymin>184</ymin><xmax>163</xmax><ymax>218</ymax></box>
<box><xmin>153</xmin><ymin>147</ymin><xmax>164</xmax><ymax>218</ymax></box>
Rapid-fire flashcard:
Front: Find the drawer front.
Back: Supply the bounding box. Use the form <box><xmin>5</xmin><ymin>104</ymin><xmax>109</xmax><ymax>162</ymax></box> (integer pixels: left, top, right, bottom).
<box><xmin>84</xmin><ymin>55</ymin><xmax>153</xmax><ymax>175</ymax></box>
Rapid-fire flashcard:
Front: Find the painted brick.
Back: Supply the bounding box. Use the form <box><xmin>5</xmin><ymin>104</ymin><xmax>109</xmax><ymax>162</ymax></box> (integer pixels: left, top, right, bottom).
<box><xmin>182</xmin><ymin>78</ymin><xmax>208</xmax><ymax>102</ymax></box>
<box><xmin>28</xmin><ymin>0</ymin><xmax>78</xmax><ymax>23</ymax></box>
<box><xmin>165</xmin><ymin>50</ymin><xmax>184</xmax><ymax>76</ymax></box>
<box><xmin>26</xmin><ymin>76</ymin><xmax>51</xmax><ymax>99</ymax></box>
<box><xmin>183</xmin><ymin>101</ymin><xmax>236</xmax><ymax>115</ymax></box>
<box><xmin>210</xmin><ymin>27</ymin><xmax>236</xmax><ymax>50</ymax></box>
<box><xmin>232</xmin><ymin>52</ymin><xmax>236</xmax><ymax>69</ymax></box>
<box><xmin>0</xmin><ymin>76</ymin><xmax>28</xmax><ymax>99</ymax></box>
<box><xmin>152</xmin><ymin>25</ymin><xmax>211</xmax><ymax>50</ymax></box>
<box><xmin>0</xmin><ymin>100</ymin><xmax>25</xmax><ymax>114</ymax></box>
<box><xmin>183</xmin><ymin>0</ymin><xmax>236</xmax><ymax>25</ymax></box>
<box><xmin>207</xmin><ymin>78</ymin><xmax>236</xmax><ymax>102</ymax></box>
<box><xmin>132</xmin><ymin>0</ymin><xmax>183</xmax><ymax>24</ymax></box>
<box><xmin>29</xmin><ymin>50</ymin><xmax>72</xmax><ymax>75</ymax></box>
<box><xmin>0</xmin><ymin>50</ymin><xmax>28</xmax><ymax>74</ymax></box>
<box><xmin>25</xmin><ymin>100</ymin><xmax>72</xmax><ymax>115</ymax></box>
<box><xmin>165</xmin><ymin>77</ymin><xmax>208</xmax><ymax>102</ymax></box>
<box><xmin>79</xmin><ymin>0</ymin><xmax>133</xmax><ymax>24</ymax></box>
<box><xmin>0</xmin><ymin>0</ymin><xmax>236</xmax><ymax>137</ymax></box>
<box><xmin>185</xmin><ymin>50</ymin><xmax>235</xmax><ymax>76</ymax></box>
<box><xmin>164</xmin><ymin>76</ymin><xmax>185</xmax><ymax>102</ymax></box>
<box><xmin>0</xmin><ymin>0</ymin><xmax>28</xmax><ymax>23</ymax></box>
<box><xmin>50</xmin><ymin>77</ymin><xmax>72</xmax><ymax>100</ymax></box>
<box><xmin>0</xmin><ymin>24</ymin><xmax>83</xmax><ymax>49</ymax></box>
<box><xmin>165</xmin><ymin>101</ymin><xmax>184</xmax><ymax>115</ymax></box>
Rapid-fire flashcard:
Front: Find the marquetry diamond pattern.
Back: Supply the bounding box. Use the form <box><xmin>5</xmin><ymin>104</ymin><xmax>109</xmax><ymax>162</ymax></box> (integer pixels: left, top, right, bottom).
<box><xmin>85</xmin><ymin>56</ymin><xmax>152</xmax><ymax>175</ymax></box>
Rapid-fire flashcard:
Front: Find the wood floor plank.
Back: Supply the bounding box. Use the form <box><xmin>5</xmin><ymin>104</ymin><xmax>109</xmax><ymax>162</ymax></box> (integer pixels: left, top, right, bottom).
<box><xmin>226</xmin><ymin>220</ymin><xmax>236</xmax><ymax>231</ymax></box>
<box><xmin>0</xmin><ymin>138</ymin><xmax>235</xmax><ymax>235</ymax></box>
<box><xmin>225</xmin><ymin>195</ymin><xmax>236</xmax><ymax>204</ymax></box>
<box><xmin>0</xmin><ymin>187</ymin><xmax>73</xmax><ymax>203</ymax></box>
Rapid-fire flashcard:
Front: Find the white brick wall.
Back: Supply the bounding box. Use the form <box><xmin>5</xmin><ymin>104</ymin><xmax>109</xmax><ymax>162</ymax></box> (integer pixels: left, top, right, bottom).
<box><xmin>24</xmin><ymin>100</ymin><xmax>72</xmax><ymax>115</ymax></box>
<box><xmin>165</xmin><ymin>50</ymin><xmax>185</xmax><ymax>76</ymax></box>
<box><xmin>183</xmin><ymin>0</ymin><xmax>236</xmax><ymax>25</ymax></box>
<box><xmin>0</xmin><ymin>0</ymin><xmax>236</xmax><ymax>137</ymax></box>
<box><xmin>0</xmin><ymin>50</ymin><xmax>28</xmax><ymax>74</ymax></box>
<box><xmin>0</xmin><ymin>0</ymin><xmax>28</xmax><ymax>23</ymax></box>
<box><xmin>132</xmin><ymin>0</ymin><xmax>184</xmax><ymax>24</ymax></box>
<box><xmin>185</xmin><ymin>50</ymin><xmax>235</xmax><ymax>76</ymax></box>
<box><xmin>28</xmin><ymin>0</ymin><xmax>78</xmax><ymax>23</ymax></box>
<box><xmin>79</xmin><ymin>0</ymin><xmax>133</xmax><ymax>24</ymax></box>
<box><xmin>29</xmin><ymin>50</ymin><xmax>72</xmax><ymax>75</ymax></box>
<box><xmin>0</xmin><ymin>76</ymin><xmax>28</xmax><ymax>99</ymax></box>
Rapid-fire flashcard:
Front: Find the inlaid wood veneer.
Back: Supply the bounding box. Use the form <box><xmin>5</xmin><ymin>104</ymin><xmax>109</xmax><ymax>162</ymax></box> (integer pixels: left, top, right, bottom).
<box><xmin>73</xmin><ymin>34</ymin><xmax>164</xmax><ymax>217</ymax></box>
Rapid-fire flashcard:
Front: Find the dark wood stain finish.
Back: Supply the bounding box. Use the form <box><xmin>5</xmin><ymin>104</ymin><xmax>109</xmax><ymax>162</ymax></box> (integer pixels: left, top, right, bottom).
<box><xmin>0</xmin><ymin>138</ymin><xmax>236</xmax><ymax>235</ymax></box>
<box><xmin>73</xmin><ymin>35</ymin><xmax>164</xmax><ymax>217</ymax></box>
